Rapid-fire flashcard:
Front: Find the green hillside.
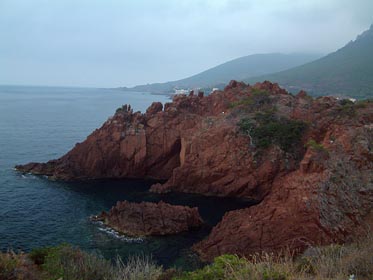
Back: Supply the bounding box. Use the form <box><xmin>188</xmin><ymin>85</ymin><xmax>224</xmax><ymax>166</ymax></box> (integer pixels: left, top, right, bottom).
<box><xmin>122</xmin><ymin>53</ymin><xmax>320</xmax><ymax>93</ymax></box>
<box><xmin>247</xmin><ymin>25</ymin><xmax>373</xmax><ymax>99</ymax></box>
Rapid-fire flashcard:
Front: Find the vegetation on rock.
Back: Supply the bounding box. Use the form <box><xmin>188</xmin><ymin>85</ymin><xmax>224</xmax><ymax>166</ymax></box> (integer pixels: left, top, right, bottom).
<box><xmin>238</xmin><ymin>111</ymin><xmax>308</xmax><ymax>152</ymax></box>
<box><xmin>1</xmin><ymin>244</ymin><xmax>162</xmax><ymax>280</ymax></box>
<box><xmin>306</xmin><ymin>139</ymin><xmax>326</xmax><ymax>152</ymax></box>
<box><xmin>229</xmin><ymin>89</ymin><xmax>271</xmax><ymax>109</ymax></box>
<box><xmin>175</xmin><ymin>234</ymin><xmax>373</xmax><ymax>280</ymax></box>
<box><xmin>1</xmin><ymin>234</ymin><xmax>373</xmax><ymax>279</ymax></box>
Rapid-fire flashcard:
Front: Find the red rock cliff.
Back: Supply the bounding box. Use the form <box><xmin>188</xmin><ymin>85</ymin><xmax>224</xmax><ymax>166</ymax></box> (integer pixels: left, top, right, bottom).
<box><xmin>16</xmin><ymin>81</ymin><xmax>373</xmax><ymax>260</ymax></box>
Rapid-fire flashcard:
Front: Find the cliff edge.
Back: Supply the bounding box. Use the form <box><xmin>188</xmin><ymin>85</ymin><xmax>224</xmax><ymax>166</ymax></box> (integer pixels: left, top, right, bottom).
<box><xmin>16</xmin><ymin>81</ymin><xmax>373</xmax><ymax>260</ymax></box>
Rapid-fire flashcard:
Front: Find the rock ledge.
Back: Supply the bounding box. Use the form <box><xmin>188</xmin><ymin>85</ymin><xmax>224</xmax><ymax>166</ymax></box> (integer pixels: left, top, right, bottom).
<box><xmin>93</xmin><ymin>201</ymin><xmax>203</xmax><ymax>236</ymax></box>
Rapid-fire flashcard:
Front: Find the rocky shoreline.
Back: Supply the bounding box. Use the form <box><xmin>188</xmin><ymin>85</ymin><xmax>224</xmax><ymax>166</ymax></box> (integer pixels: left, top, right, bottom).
<box><xmin>16</xmin><ymin>80</ymin><xmax>373</xmax><ymax>261</ymax></box>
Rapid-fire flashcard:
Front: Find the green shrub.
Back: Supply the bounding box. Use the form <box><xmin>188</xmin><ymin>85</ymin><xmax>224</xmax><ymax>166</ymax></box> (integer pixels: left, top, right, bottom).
<box><xmin>306</xmin><ymin>139</ymin><xmax>326</xmax><ymax>151</ymax></box>
<box><xmin>116</xmin><ymin>107</ymin><xmax>123</xmax><ymax>113</ymax></box>
<box><xmin>2</xmin><ymin>244</ymin><xmax>163</xmax><ymax>280</ymax></box>
<box><xmin>173</xmin><ymin>254</ymin><xmax>248</xmax><ymax>280</ymax></box>
<box><xmin>40</xmin><ymin>244</ymin><xmax>115</xmax><ymax>280</ymax></box>
<box><xmin>229</xmin><ymin>89</ymin><xmax>271</xmax><ymax>109</ymax></box>
<box><xmin>172</xmin><ymin>254</ymin><xmax>291</xmax><ymax>280</ymax></box>
<box><xmin>158</xmin><ymin>268</ymin><xmax>182</xmax><ymax>280</ymax></box>
<box><xmin>333</xmin><ymin>99</ymin><xmax>358</xmax><ymax>117</ymax></box>
<box><xmin>31</xmin><ymin>244</ymin><xmax>163</xmax><ymax>280</ymax></box>
<box><xmin>354</xmin><ymin>98</ymin><xmax>373</xmax><ymax>109</ymax></box>
<box><xmin>3</xmin><ymin>236</ymin><xmax>373</xmax><ymax>280</ymax></box>
<box><xmin>237</xmin><ymin>118</ymin><xmax>255</xmax><ymax>135</ymax></box>
<box><xmin>229</xmin><ymin>97</ymin><xmax>254</xmax><ymax>108</ymax></box>
<box><xmin>238</xmin><ymin>112</ymin><xmax>308</xmax><ymax>153</ymax></box>
<box><xmin>29</xmin><ymin>246</ymin><xmax>59</xmax><ymax>265</ymax></box>
<box><xmin>0</xmin><ymin>252</ymin><xmax>19</xmax><ymax>280</ymax></box>
<box><xmin>333</xmin><ymin>98</ymin><xmax>373</xmax><ymax>116</ymax></box>
<box><xmin>339</xmin><ymin>99</ymin><xmax>354</xmax><ymax>106</ymax></box>
<box><xmin>251</xmin><ymin>88</ymin><xmax>270</xmax><ymax>95</ymax></box>
<box><xmin>262</xmin><ymin>269</ymin><xmax>287</xmax><ymax>280</ymax></box>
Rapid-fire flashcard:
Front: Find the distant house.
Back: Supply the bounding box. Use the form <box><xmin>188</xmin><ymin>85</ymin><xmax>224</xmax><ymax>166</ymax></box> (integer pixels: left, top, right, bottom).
<box><xmin>174</xmin><ymin>89</ymin><xmax>189</xmax><ymax>95</ymax></box>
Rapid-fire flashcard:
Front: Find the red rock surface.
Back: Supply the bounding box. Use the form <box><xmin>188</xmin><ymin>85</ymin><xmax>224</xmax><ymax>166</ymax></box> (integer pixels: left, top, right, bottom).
<box><xmin>16</xmin><ymin>81</ymin><xmax>373</xmax><ymax>260</ymax></box>
<box><xmin>94</xmin><ymin>201</ymin><xmax>203</xmax><ymax>236</ymax></box>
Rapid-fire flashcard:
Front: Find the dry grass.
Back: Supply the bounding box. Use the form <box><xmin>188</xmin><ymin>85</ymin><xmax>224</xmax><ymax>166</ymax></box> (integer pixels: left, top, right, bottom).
<box><xmin>0</xmin><ymin>250</ymin><xmax>40</xmax><ymax>280</ymax></box>
<box><xmin>39</xmin><ymin>244</ymin><xmax>115</xmax><ymax>280</ymax></box>
<box><xmin>174</xmin><ymin>234</ymin><xmax>373</xmax><ymax>280</ymax></box>
<box><xmin>1</xmin><ymin>235</ymin><xmax>372</xmax><ymax>280</ymax></box>
<box><xmin>1</xmin><ymin>245</ymin><xmax>163</xmax><ymax>280</ymax></box>
<box><xmin>115</xmin><ymin>255</ymin><xmax>163</xmax><ymax>280</ymax></box>
<box><xmin>297</xmin><ymin>234</ymin><xmax>373</xmax><ymax>280</ymax></box>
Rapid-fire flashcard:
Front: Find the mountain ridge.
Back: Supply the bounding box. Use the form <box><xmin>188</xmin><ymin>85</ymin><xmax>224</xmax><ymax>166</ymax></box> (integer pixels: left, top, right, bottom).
<box><xmin>121</xmin><ymin>53</ymin><xmax>321</xmax><ymax>93</ymax></box>
<box><xmin>247</xmin><ymin>24</ymin><xmax>373</xmax><ymax>99</ymax></box>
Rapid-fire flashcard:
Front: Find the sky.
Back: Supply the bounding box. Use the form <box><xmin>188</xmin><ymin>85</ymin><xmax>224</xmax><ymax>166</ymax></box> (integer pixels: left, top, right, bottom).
<box><xmin>0</xmin><ymin>0</ymin><xmax>372</xmax><ymax>88</ymax></box>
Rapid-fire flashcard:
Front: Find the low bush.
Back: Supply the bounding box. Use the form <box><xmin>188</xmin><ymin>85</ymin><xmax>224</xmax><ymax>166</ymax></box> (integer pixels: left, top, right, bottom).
<box><xmin>173</xmin><ymin>254</ymin><xmax>291</xmax><ymax>280</ymax></box>
<box><xmin>0</xmin><ymin>250</ymin><xmax>40</xmax><ymax>280</ymax></box>
<box><xmin>229</xmin><ymin>89</ymin><xmax>271</xmax><ymax>109</ymax></box>
<box><xmin>40</xmin><ymin>245</ymin><xmax>163</xmax><ymax>280</ymax></box>
<box><xmin>2</xmin><ymin>245</ymin><xmax>164</xmax><ymax>280</ymax></box>
<box><xmin>40</xmin><ymin>244</ymin><xmax>115</xmax><ymax>280</ymax></box>
<box><xmin>2</xmin><ymin>235</ymin><xmax>373</xmax><ymax>280</ymax></box>
<box><xmin>333</xmin><ymin>99</ymin><xmax>364</xmax><ymax>117</ymax></box>
<box><xmin>173</xmin><ymin>254</ymin><xmax>249</xmax><ymax>280</ymax></box>
<box><xmin>306</xmin><ymin>139</ymin><xmax>326</xmax><ymax>151</ymax></box>
<box><xmin>238</xmin><ymin>112</ymin><xmax>308</xmax><ymax>153</ymax></box>
<box><xmin>174</xmin><ymin>235</ymin><xmax>373</xmax><ymax>280</ymax></box>
<box><xmin>116</xmin><ymin>107</ymin><xmax>123</xmax><ymax>113</ymax></box>
<box><xmin>29</xmin><ymin>246</ymin><xmax>59</xmax><ymax>265</ymax></box>
<box><xmin>298</xmin><ymin>235</ymin><xmax>373</xmax><ymax>280</ymax></box>
<box><xmin>339</xmin><ymin>99</ymin><xmax>354</xmax><ymax>106</ymax></box>
<box><xmin>0</xmin><ymin>251</ymin><xmax>20</xmax><ymax>280</ymax></box>
<box><xmin>354</xmin><ymin>98</ymin><xmax>373</xmax><ymax>109</ymax></box>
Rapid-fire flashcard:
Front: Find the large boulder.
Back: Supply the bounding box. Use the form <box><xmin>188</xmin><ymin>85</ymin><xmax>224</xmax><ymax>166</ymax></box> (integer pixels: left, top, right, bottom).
<box><xmin>94</xmin><ymin>201</ymin><xmax>203</xmax><ymax>236</ymax></box>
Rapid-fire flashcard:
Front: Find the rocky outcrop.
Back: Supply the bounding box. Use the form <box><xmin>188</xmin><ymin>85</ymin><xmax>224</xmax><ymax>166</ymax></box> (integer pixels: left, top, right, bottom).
<box><xmin>16</xmin><ymin>81</ymin><xmax>277</xmax><ymax>198</ymax></box>
<box><xmin>194</xmin><ymin>115</ymin><xmax>373</xmax><ymax>260</ymax></box>
<box><xmin>16</xmin><ymin>81</ymin><xmax>373</xmax><ymax>261</ymax></box>
<box><xmin>93</xmin><ymin>201</ymin><xmax>203</xmax><ymax>236</ymax></box>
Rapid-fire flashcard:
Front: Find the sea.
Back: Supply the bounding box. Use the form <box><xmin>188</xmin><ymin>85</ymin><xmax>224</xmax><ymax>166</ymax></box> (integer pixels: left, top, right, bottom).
<box><xmin>0</xmin><ymin>85</ymin><xmax>252</xmax><ymax>269</ymax></box>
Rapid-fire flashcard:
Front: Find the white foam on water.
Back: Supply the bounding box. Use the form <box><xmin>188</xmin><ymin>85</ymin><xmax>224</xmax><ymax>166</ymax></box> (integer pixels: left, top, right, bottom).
<box><xmin>93</xmin><ymin>221</ymin><xmax>143</xmax><ymax>243</ymax></box>
<box><xmin>20</xmin><ymin>173</ymin><xmax>37</xmax><ymax>179</ymax></box>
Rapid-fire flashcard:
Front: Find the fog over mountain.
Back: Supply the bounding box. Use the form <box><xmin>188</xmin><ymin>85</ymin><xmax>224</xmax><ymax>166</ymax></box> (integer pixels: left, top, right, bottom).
<box><xmin>0</xmin><ymin>0</ymin><xmax>372</xmax><ymax>87</ymax></box>
<box><xmin>125</xmin><ymin>53</ymin><xmax>321</xmax><ymax>93</ymax></box>
<box><xmin>248</xmin><ymin>24</ymin><xmax>373</xmax><ymax>99</ymax></box>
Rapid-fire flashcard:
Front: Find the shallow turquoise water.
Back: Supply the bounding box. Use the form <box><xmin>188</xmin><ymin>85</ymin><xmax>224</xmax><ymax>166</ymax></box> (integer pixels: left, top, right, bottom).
<box><xmin>0</xmin><ymin>85</ymin><xmax>253</xmax><ymax>268</ymax></box>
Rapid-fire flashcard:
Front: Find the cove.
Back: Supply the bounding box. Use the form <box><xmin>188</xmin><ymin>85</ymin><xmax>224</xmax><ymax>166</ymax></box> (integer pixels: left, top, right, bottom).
<box><xmin>0</xmin><ymin>85</ymin><xmax>254</xmax><ymax>269</ymax></box>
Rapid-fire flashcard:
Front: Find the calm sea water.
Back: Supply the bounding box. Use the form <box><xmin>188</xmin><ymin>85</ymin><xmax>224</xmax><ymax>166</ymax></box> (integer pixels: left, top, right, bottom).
<box><xmin>0</xmin><ymin>85</ymin><xmax>252</xmax><ymax>269</ymax></box>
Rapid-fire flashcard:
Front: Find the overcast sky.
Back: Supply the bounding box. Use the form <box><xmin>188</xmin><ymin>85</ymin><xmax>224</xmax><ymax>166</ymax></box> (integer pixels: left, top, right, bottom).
<box><xmin>1</xmin><ymin>0</ymin><xmax>372</xmax><ymax>88</ymax></box>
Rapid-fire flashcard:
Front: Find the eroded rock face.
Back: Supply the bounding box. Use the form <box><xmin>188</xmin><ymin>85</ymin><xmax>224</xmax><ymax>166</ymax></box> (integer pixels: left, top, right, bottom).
<box><xmin>16</xmin><ymin>81</ymin><xmax>373</xmax><ymax>261</ymax></box>
<box><xmin>94</xmin><ymin>201</ymin><xmax>203</xmax><ymax>236</ymax></box>
<box><xmin>194</xmin><ymin>121</ymin><xmax>373</xmax><ymax>260</ymax></box>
